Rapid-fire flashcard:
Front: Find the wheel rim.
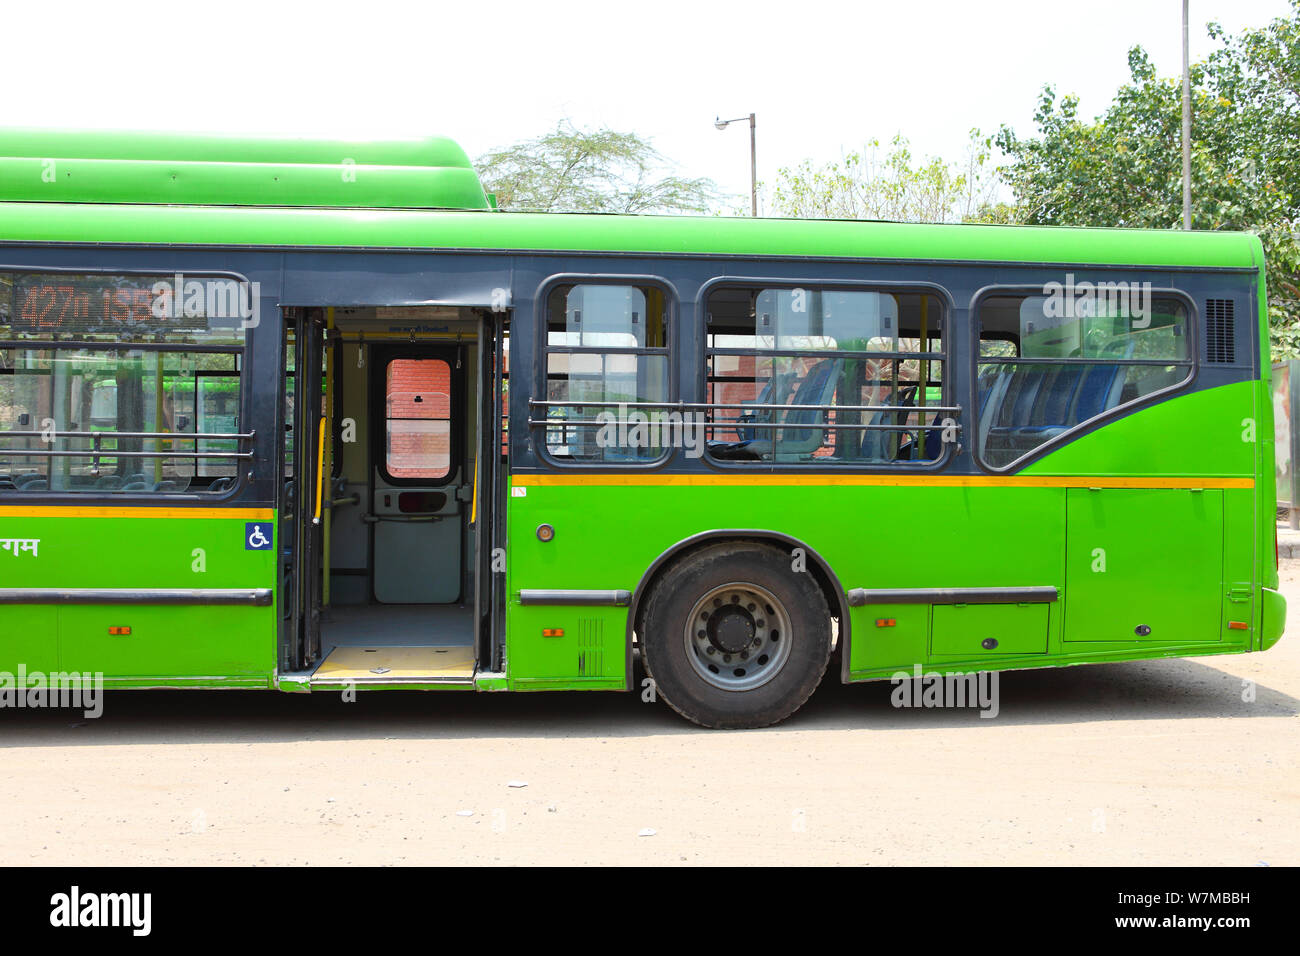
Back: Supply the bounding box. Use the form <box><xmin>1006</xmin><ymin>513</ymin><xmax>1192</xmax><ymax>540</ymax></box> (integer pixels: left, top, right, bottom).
<box><xmin>682</xmin><ymin>581</ymin><xmax>793</xmax><ymax>692</ymax></box>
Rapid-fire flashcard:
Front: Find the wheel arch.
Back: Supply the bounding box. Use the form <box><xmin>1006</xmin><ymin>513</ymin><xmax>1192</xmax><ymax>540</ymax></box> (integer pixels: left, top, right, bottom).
<box><xmin>626</xmin><ymin>529</ymin><xmax>852</xmax><ymax>689</ymax></box>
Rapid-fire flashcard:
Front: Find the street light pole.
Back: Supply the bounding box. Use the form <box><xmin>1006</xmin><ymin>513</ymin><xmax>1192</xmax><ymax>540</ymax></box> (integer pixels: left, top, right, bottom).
<box><xmin>715</xmin><ymin>113</ymin><xmax>758</xmax><ymax>217</ymax></box>
<box><xmin>1182</xmin><ymin>0</ymin><xmax>1192</xmax><ymax>230</ymax></box>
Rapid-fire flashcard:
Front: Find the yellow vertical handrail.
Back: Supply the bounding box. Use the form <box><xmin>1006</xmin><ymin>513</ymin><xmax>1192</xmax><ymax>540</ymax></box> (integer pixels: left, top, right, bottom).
<box><xmin>471</xmin><ymin>446</ymin><xmax>479</xmax><ymax>525</ymax></box>
<box><xmin>313</xmin><ymin>416</ymin><xmax>326</xmax><ymax>524</ymax></box>
<box><xmin>321</xmin><ymin>308</ymin><xmax>335</xmax><ymax>604</ymax></box>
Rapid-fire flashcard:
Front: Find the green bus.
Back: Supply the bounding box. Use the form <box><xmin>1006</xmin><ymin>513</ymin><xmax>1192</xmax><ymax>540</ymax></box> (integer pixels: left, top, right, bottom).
<box><xmin>0</xmin><ymin>129</ymin><xmax>1286</xmax><ymax>727</ymax></box>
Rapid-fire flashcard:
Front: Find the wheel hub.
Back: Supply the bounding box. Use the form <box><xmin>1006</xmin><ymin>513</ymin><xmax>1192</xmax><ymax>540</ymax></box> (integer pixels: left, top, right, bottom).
<box><xmin>708</xmin><ymin>606</ymin><xmax>755</xmax><ymax>654</ymax></box>
<box><xmin>684</xmin><ymin>582</ymin><xmax>793</xmax><ymax>693</ymax></box>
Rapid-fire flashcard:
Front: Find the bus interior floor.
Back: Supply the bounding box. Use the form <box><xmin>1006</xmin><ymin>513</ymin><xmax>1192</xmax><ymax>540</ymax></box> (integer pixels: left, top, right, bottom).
<box><xmin>318</xmin><ymin>604</ymin><xmax>475</xmax><ymax>650</ymax></box>
<box><xmin>307</xmin><ymin>605</ymin><xmax>477</xmax><ymax>683</ymax></box>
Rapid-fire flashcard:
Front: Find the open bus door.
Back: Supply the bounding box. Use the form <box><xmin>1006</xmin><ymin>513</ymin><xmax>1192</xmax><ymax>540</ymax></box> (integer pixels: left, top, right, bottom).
<box><xmin>281</xmin><ymin>308</ymin><xmax>326</xmax><ymax>672</ymax></box>
<box><xmin>280</xmin><ymin>307</ymin><xmax>505</xmax><ymax>686</ymax></box>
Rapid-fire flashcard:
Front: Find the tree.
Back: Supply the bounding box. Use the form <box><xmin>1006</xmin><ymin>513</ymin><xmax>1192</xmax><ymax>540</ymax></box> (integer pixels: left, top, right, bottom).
<box><xmin>475</xmin><ymin>121</ymin><xmax>725</xmax><ymax>215</ymax></box>
<box><xmin>996</xmin><ymin>3</ymin><xmax>1300</xmax><ymax>355</ymax></box>
<box><xmin>767</xmin><ymin>130</ymin><xmax>1001</xmax><ymax>224</ymax></box>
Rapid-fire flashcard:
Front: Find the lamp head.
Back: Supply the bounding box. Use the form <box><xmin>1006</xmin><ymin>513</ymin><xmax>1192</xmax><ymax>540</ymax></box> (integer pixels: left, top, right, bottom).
<box><xmin>714</xmin><ymin>118</ymin><xmax>729</xmax><ymax>130</ymax></box>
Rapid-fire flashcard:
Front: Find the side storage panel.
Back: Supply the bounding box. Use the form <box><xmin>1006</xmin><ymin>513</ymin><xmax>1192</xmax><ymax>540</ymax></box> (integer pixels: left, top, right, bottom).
<box><xmin>1064</xmin><ymin>488</ymin><xmax>1224</xmax><ymax>644</ymax></box>
<box><xmin>931</xmin><ymin>603</ymin><xmax>1049</xmax><ymax>658</ymax></box>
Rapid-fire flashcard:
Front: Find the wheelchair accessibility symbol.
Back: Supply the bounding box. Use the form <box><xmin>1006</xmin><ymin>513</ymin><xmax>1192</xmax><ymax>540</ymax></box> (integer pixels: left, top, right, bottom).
<box><xmin>245</xmin><ymin>522</ymin><xmax>273</xmax><ymax>551</ymax></box>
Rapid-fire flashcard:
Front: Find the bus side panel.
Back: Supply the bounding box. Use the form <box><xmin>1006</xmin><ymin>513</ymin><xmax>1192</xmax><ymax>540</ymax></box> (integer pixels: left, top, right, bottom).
<box><xmin>846</xmin><ymin>486</ymin><xmax>1065</xmax><ymax>677</ymax></box>
<box><xmin>506</xmin><ymin>482</ymin><xmax>1070</xmax><ymax>687</ymax></box>
<box><xmin>0</xmin><ymin>513</ymin><xmax>277</xmax><ymax>684</ymax></box>
<box><xmin>1020</xmin><ymin>381</ymin><xmax>1258</xmax><ymax>479</ymax></box>
<box><xmin>1223</xmin><ymin>486</ymin><xmax>1258</xmax><ymax>643</ymax></box>
<box><xmin>0</xmin><ymin>607</ymin><xmax>58</xmax><ymax>673</ymax></box>
<box><xmin>1030</xmin><ymin>380</ymin><xmax>1256</xmax><ymax>652</ymax></box>
<box><xmin>504</xmin><ymin>488</ymin><xmax>629</xmax><ymax>690</ymax></box>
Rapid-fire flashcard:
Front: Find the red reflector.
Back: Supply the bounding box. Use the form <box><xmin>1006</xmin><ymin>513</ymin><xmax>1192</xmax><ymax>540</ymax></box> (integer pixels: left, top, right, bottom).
<box><xmin>108</xmin><ymin>626</ymin><xmax>131</xmax><ymax>636</ymax></box>
<box><xmin>875</xmin><ymin>618</ymin><xmax>896</xmax><ymax>627</ymax></box>
<box><xmin>1228</xmin><ymin>621</ymin><xmax>1249</xmax><ymax>630</ymax></box>
<box><xmin>542</xmin><ymin>628</ymin><xmax>564</xmax><ymax>637</ymax></box>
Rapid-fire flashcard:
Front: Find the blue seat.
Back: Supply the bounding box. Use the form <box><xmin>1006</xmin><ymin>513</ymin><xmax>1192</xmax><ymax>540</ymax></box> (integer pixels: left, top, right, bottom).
<box><xmin>1011</xmin><ymin>364</ymin><xmax>1087</xmax><ymax>443</ymax></box>
<box><xmin>923</xmin><ymin>413</ymin><xmax>945</xmax><ymax>459</ymax></box>
<box><xmin>734</xmin><ymin>371</ymin><xmax>797</xmax><ymax>442</ymax></box>
<box><xmin>983</xmin><ymin>365</ymin><xmax>1047</xmax><ymax>456</ymax></box>
<box><xmin>1071</xmin><ymin>363</ymin><xmax>1124</xmax><ymax>423</ymax></box>
<box><xmin>709</xmin><ymin>359</ymin><xmax>842</xmax><ymax>461</ymax></box>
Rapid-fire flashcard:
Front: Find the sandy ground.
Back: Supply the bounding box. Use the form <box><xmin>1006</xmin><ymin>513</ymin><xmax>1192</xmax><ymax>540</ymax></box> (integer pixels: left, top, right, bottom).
<box><xmin>3</xmin><ymin>568</ymin><xmax>1298</xmax><ymax>867</ymax></box>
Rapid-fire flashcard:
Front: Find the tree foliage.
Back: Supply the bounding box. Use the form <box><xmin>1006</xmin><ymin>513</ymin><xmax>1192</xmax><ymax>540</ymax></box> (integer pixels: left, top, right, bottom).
<box><xmin>996</xmin><ymin>3</ymin><xmax>1300</xmax><ymax>355</ymax></box>
<box><xmin>767</xmin><ymin>130</ymin><xmax>1001</xmax><ymax>223</ymax></box>
<box><xmin>475</xmin><ymin>121</ymin><xmax>724</xmax><ymax>215</ymax></box>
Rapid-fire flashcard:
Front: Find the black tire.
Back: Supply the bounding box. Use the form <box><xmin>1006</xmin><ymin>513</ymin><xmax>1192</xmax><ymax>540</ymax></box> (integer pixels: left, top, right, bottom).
<box><xmin>640</xmin><ymin>542</ymin><xmax>832</xmax><ymax>728</ymax></box>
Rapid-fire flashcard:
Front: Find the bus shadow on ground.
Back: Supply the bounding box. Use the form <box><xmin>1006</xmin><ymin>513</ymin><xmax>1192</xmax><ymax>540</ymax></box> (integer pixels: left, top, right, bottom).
<box><xmin>796</xmin><ymin>656</ymin><xmax>1297</xmax><ymax>731</ymax></box>
<box><xmin>0</xmin><ymin>656</ymin><xmax>1292</xmax><ymax>746</ymax></box>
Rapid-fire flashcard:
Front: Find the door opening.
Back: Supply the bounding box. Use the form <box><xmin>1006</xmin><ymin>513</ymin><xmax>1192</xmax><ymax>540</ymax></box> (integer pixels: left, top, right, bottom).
<box><xmin>279</xmin><ymin>306</ymin><xmax>505</xmax><ymax>685</ymax></box>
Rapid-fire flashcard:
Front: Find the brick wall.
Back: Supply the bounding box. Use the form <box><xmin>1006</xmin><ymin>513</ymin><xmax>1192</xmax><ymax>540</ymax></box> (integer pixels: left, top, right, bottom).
<box><xmin>386</xmin><ymin>359</ymin><xmax>451</xmax><ymax>478</ymax></box>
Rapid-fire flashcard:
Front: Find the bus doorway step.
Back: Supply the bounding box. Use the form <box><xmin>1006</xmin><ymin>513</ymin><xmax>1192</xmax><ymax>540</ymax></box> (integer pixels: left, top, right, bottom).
<box><xmin>309</xmin><ymin>645</ymin><xmax>475</xmax><ymax>685</ymax></box>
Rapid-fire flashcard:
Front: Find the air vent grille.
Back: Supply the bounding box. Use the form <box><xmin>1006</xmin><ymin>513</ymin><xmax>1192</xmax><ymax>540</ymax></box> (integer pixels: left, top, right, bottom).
<box><xmin>578</xmin><ymin>617</ymin><xmax>604</xmax><ymax>677</ymax></box>
<box><xmin>1205</xmin><ymin>299</ymin><xmax>1235</xmax><ymax>363</ymax></box>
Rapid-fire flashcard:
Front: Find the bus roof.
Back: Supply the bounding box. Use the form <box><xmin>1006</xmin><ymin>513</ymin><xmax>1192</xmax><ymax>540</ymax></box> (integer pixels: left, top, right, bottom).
<box><xmin>0</xmin><ymin>128</ymin><xmax>1264</xmax><ymax>270</ymax></box>
<box><xmin>0</xmin><ymin>128</ymin><xmax>491</xmax><ymax>210</ymax></box>
<box><xmin>0</xmin><ymin>201</ymin><xmax>1263</xmax><ymax>271</ymax></box>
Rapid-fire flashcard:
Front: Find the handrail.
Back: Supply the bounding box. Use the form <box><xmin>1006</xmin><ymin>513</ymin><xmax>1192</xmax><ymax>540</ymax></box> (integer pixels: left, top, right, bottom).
<box><xmin>528</xmin><ymin>399</ymin><xmax>960</xmax><ymax>415</ymax></box>
<box><xmin>0</xmin><ymin>449</ymin><xmax>252</xmax><ymax>459</ymax></box>
<box><xmin>528</xmin><ymin>419</ymin><xmax>956</xmax><ymax>433</ymax></box>
<box><xmin>0</xmin><ymin>429</ymin><xmax>256</xmax><ymax>463</ymax></box>
<box><xmin>0</xmin><ymin>430</ymin><xmax>254</xmax><ymax>442</ymax></box>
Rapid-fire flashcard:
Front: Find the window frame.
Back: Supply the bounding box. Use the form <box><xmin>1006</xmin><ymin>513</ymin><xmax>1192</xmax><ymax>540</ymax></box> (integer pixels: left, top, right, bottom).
<box><xmin>697</xmin><ymin>276</ymin><xmax>956</xmax><ymax>472</ymax></box>
<box><xmin>0</xmin><ymin>265</ymin><xmax>254</xmax><ymax>502</ymax></box>
<box><xmin>533</xmin><ymin>273</ymin><xmax>678</xmax><ymax>471</ymax></box>
<box><xmin>371</xmin><ymin>348</ymin><xmax>462</xmax><ymax>488</ymax></box>
<box><xmin>969</xmin><ymin>283</ymin><xmax>1199</xmax><ymax>474</ymax></box>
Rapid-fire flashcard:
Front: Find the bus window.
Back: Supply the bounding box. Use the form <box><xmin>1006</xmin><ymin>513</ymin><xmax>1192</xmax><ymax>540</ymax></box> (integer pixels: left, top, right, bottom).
<box><xmin>384</xmin><ymin>357</ymin><xmax>452</xmax><ymax>480</ymax></box>
<box><xmin>543</xmin><ymin>282</ymin><xmax>669</xmax><ymax>463</ymax></box>
<box><xmin>705</xmin><ymin>287</ymin><xmax>945</xmax><ymax>464</ymax></box>
<box><xmin>975</xmin><ymin>292</ymin><xmax>1192</xmax><ymax>469</ymax></box>
<box><xmin>0</xmin><ymin>271</ymin><xmax>246</xmax><ymax>494</ymax></box>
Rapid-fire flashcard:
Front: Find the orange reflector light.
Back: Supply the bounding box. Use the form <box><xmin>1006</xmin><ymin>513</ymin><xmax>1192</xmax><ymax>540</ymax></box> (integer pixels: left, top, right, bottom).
<box><xmin>1228</xmin><ymin>621</ymin><xmax>1249</xmax><ymax>630</ymax></box>
<box><xmin>108</xmin><ymin>626</ymin><xmax>131</xmax><ymax>636</ymax></box>
<box><xmin>875</xmin><ymin>618</ymin><xmax>896</xmax><ymax>628</ymax></box>
<box><xmin>542</xmin><ymin>628</ymin><xmax>564</xmax><ymax>638</ymax></box>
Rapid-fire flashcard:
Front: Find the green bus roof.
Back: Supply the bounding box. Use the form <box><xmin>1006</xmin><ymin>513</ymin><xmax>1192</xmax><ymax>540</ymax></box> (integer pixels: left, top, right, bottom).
<box><xmin>0</xmin><ymin>128</ymin><xmax>491</xmax><ymax>210</ymax></box>
<box><xmin>0</xmin><ymin>201</ymin><xmax>1262</xmax><ymax>270</ymax></box>
<box><xmin>0</xmin><ymin>128</ymin><xmax>1264</xmax><ymax>270</ymax></box>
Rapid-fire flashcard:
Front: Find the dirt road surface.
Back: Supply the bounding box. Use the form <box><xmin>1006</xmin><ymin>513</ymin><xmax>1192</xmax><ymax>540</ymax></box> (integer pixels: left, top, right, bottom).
<box><xmin>3</xmin><ymin>565</ymin><xmax>1297</xmax><ymax>866</ymax></box>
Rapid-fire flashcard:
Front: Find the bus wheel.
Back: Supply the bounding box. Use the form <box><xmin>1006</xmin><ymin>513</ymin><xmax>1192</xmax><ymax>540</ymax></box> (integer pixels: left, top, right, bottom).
<box><xmin>640</xmin><ymin>542</ymin><xmax>831</xmax><ymax>729</ymax></box>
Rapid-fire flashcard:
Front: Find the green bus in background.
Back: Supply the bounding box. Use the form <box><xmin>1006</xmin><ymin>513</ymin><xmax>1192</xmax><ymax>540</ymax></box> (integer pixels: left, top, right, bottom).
<box><xmin>0</xmin><ymin>129</ymin><xmax>1286</xmax><ymax>727</ymax></box>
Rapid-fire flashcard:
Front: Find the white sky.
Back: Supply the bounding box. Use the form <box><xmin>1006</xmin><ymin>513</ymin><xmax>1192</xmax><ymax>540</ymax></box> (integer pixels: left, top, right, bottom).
<box><xmin>2</xmin><ymin>0</ymin><xmax>1292</xmax><ymax>212</ymax></box>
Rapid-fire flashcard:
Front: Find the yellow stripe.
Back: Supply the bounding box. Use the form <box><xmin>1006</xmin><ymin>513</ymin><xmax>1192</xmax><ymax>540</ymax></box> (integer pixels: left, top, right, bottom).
<box><xmin>512</xmin><ymin>474</ymin><xmax>1254</xmax><ymax>490</ymax></box>
<box><xmin>0</xmin><ymin>506</ymin><xmax>275</xmax><ymax>519</ymax></box>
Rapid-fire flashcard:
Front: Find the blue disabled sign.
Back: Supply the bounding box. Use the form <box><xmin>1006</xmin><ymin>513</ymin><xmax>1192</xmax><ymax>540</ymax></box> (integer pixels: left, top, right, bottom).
<box><xmin>245</xmin><ymin>522</ymin><xmax>273</xmax><ymax>551</ymax></box>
